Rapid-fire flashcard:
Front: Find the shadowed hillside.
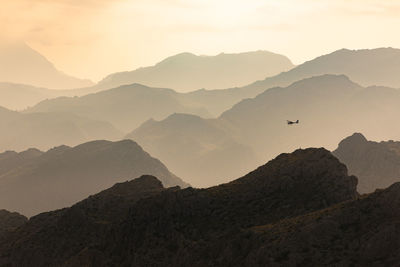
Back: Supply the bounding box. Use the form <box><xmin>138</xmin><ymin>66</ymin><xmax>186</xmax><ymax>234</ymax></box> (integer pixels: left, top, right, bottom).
<box><xmin>0</xmin><ymin>139</ymin><xmax>187</xmax><ymax>217</ymax></box>
<box><xmin>0</xmin><ymin>210</ymin><xmax>27</xmax><ymax>241</ymax></box>
<box><xmin>333</xmin><ymin>133</ymin><xmax>400</xmax><ymax>193</ymax></box>
<box><xmin>0</xmin><ymin>148</ymin><xmax>358</xmax><ymax>266</ymax></box>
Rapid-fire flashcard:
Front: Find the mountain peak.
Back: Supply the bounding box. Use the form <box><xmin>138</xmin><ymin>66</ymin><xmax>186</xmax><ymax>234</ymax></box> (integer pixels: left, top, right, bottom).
<box><xmin>0</xmin><ymin>42</ymin><xmax>93</xmax><ymax>89</ymax></box>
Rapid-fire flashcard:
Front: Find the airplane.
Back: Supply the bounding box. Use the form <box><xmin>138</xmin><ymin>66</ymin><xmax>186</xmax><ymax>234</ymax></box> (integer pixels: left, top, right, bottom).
<box><xmin>287</xmin><ymin>120</ymin><xmax>299</xmax><ymax>125</ymax></box>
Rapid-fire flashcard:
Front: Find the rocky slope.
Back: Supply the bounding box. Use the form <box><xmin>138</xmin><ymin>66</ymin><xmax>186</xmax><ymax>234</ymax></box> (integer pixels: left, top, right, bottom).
<box><xmin>0</xmin><ymin>139</ymin><xmax>187</xmax><ymax>217</ymax></box>
<box><xmin>0</xmin><ymin>210</ymin><xmax>27</xmax><ymax>241</ymax></box>
<box><xmin>0</xmin><ymin>148</ymin><xmax>359</xmax><ymax>266</ymax></box>
<box><xmin>333</xmin><ymin>133</ymin><xmax>400</xmax><ymax>193</ymax></box>
<box><xmin>246</xmin><ymin>182</ymin><xmax>400</xmax><ymax>266</ymax></box>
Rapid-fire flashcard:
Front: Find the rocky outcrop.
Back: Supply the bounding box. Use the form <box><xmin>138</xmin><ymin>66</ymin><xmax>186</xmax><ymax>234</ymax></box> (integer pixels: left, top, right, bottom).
<box><xmin>0</xmin><ymin>210</ymin><xmax>27</xmax><ymax>240</ymax></box>
<box><xmin>0</xmin><ymin>148</ymin><xmax>358</xmax><ymax>266</ymax></box>
<box><xmin>333</xmin><ymin>133</ymin><xmax>400</xmax><ymax>193</ymax></box>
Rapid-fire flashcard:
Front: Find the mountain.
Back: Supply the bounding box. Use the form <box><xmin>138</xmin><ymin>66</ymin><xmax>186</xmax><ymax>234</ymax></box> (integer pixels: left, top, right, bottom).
<box><xmin>333</xmin><ymin>133</ymin><xmax>400</xmax><ymax>193</ymax></box>
<box><xmin>0</xmin><ymin>210</ymin><xmax>27</xmax><ymax>240</ymax></box>
<box><xmin>127</xmin><ymin>113</ymin><xmax>259</xmax><ymax>187</ymax></box>
<box><xmin>0</xmin><ymin>106</ymin><xmax>121</xmax><ymax>151</ymax></box>
<box><xmin>0</xmin><ymin>139</ymin><xmax>187</xmax><ymax>217</ymax></box>
<box><xmin>26</xmin><ymin>84</ymin><xmax>211</xmax><ymax>132</ymax></box>
<box><xmin>122</xmin><ymin>74</ymin><xmax>400</xmax><ymax>188</ymax></box>
<box><xmin>178</xmin><ymin>47</ymin><xmax>400</xmax><ymax>116</ymax></box>
<box><xmin>96</xmin><ymin>51</ymin><xmax>294</xmax><ymax>92</ymax></box>
<box><xmin>0</xmin><ymin>148</ymin><xmax>43</xmax><ymax>176</ymax></box>
<box><xmin>0</xmin><ymin>42</ymin><xmax>93</xmax><ymax>89</ymax></box>
<box><xmin>0</xmin><ymin>148</ymin><xmax>359</xmax><ymax>266</ymax></box>
<box><xmin>220</xmin><ymin>74</ymin><xmax>400</xmax><ymax>160</ymax></box>
<box><xmin>246</xmin><ymin>182</ymin><xmax>400</xmax><ymax>266</ymax></box>
<box><xmin>240</xmin><ymin>47</ymin><xmax>400</xmax><ymax>96</ymax></box>
<box><xmin>0</xmin><ymin>83</ymin><xmax>65</xmax><ymax>110</ymax></box>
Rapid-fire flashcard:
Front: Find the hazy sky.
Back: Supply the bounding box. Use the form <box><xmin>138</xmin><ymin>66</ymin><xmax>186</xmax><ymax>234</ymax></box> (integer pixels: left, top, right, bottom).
<box><xmin>1</xmin><ymin>0</ymin><xmax>400</xmax><ymax>81</ymax></box>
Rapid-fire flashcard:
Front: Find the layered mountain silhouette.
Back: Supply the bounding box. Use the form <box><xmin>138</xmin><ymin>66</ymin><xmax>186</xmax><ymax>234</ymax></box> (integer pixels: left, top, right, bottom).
<box><xmin>334</xmin><ymin>133</ymin><xmax>400</xmax><ymax>193</ymax></box>
<box><xmin>96</xmin><ymin>51</ymin><xmax>294</xmax><ymax>92</ymax></box>
<box><xmin>0</xmin><ymin>83</ymin><xmax>66</xmax><ymax>110</ymax></box>
<box><xmin>0</xmin><ymin>210</ymin><xmax>27</xmax><ymax>241</ymax></box>
<box><xmin>0</xmin><ymin>139</ymin><xmax>187</xmax><ymax>217</ymax></box>
<box><xmin>0</xmin><ymin>106</ymin><xmax>120</xmax><ymax>151</ymax></box>
<box><xmin>178</xmin><ymin>47</ymin><xmax>400</xmax><ymax>115</ymax></box>
<box><xmin>121</xmin><ymin>75</ymin><xmax>400</xmax><ymax>186</ymax></box>
<box><xmin>27</xmin><ymin>84</ymin><xmax>212</xmax><ymax>132</ymax></box>
<box><xmin>0</xmin><ymin>148</ymin><xmax>360</xmax><ymax>266</ymax></box>
<box><xmin>220</xmin><ymin>74</ymin><xmax>400</xmax><ymax>159</ymax></box>
<box><xmin>0</xmin><ymin>42</ymin><xmax>93</xmax><ymax>89</ymax></box>
<box><xmin>127</xmin><ymin>113</ymin><xmax>259</xmax><ymax>187</ymax></box>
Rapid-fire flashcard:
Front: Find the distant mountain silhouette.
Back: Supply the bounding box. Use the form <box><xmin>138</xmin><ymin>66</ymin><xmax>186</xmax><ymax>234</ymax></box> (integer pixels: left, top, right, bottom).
<box><xmin>0</xmin><ymin>42</ymin><xmax>93</xmax><ymax>89</ymax></box>
<box><xmin>0</xmin><ymin>210</ymin><xmax>27</xmax><ymax>241</ymax></box>
<box><xmin>0</xmin><ymin>139</ymin><xmax>187</xmax><ymax>217</ymax></box>
<box><xmin>127</xmin><ymin>113</ymin><xmax>259</xmax><ymax>187</ymax></box>
<box><xmin>178</xmin><ymin>47</ymin><xmax>400</xmax><ymax>115</ymax></box>
<box><xmin>96</xmin><ymin>51</ymin><xmax>294</xmax><ymax>92</ymax></box>
<box><xmin>0</xmin><ymin>148</ymin><xmax>359</xmax><ymax>266</ymax></box>
<box><xmin>333</xmin><ymin>133</ymin><xmax>400</xmax><ymax>193</ymax></box>
<box><xmin>0</xmin><ymin>106</ymin><xmax>121</xmax><ymax>151</ymax></box>
<box><xmin>220</xmin><ymin>74</ymin><xmax>400</xmax><ymax>160</ymax></box>
<box><xmin>26</xmin><ymin>84</ymin><xmax>212</xmax><ymax>132</ymax></box>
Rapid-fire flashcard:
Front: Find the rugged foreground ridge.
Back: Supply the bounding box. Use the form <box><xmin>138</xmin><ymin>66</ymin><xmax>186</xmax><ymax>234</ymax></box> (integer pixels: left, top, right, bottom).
<box><xmin>0</xmin><ymin>139</ymin><xmax>187</xmax><ymax>217</ymax></box>
<box><xmin>0</xmin><ymin>210</ymin><xmax>27</xmax><ymax>240</ymax></box>
<box><xmin>0</xmin><ymin>148</ymin><xmax>361</xmax><ymax>266</ymax></box>
<box><xmin>334</xmin><ymin>133</ymin><xmax>400</xmax><ymax>193</ymax></box>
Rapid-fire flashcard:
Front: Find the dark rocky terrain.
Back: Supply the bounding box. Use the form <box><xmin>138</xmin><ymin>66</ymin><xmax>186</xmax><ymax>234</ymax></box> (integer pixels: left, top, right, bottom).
<box><xmin>0</xmin><ymin>139</ymin><xmax>187</xmax><ymax>217</ymax></box>
<box><xmin>334</xmin><ymin>133</ymin><xmax>400</xmax><ymax>193</ymax></box>
<box><xmin>0</xmin><ymin>148</ymin><xmax>361</xmax><ymax>266</ymax></box>
<box><xmin>0</xmin><ymin>210</ymin><xmax>27</xmax><ymax>241</ymax></box>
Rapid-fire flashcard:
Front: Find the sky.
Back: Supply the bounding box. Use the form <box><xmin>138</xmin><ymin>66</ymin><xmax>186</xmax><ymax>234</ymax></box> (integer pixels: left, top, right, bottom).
<box><xmin>1</xmin><ymin>0</ymin><xmax>400</xmax><ymax>81</ymax></box>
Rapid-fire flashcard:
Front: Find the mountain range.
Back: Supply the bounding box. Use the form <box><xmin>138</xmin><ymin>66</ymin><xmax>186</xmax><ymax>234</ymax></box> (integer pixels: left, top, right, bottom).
<box><xmin>334</xmin><ymin>133</ymin><xmax>400</xmax><ymax>193</ymax></box>
<box><xmin>0</xmin><ymin>106</ymin><xmax>121</xmax><ymax>151</ymax></box>
<box><xmin>220</xmin><ymin>74</ymin><xmax>400</xmax><ymax>158</ymax></box>
<box><xmin>121</xmin><ymin>74</ymin><xmax>400</xmax><ymax>186</ymax></box>
<box><xmin>26</xmin><ymin>84</ymin><xmax>211</xmax><ymax>132</ymax></box>
<box><xmin>127</xmin><ymin>113</ymin><xmax>258</xmax><ymax>187</ymax></box>
<box><xmin>95</xmin><ymin>51</ymin><xmax>294</xmax><ymax>92</ymax></box>
<box><xmin>0</xmin><ymin>42</ymin><xmax>93</xmax><ymax>90</ymax></box>
<box><xmin>0</xmin><ymin>139</ymin><xmax>187</xmax><ymax>216</ymax></box>
<box><xmin>0</xmin><ymin>148</ymin><xmax>361</xmax><ymax>266</ymax></box>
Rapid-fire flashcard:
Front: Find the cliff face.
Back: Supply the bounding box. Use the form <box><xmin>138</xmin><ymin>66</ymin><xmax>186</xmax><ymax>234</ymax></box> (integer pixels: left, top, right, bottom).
<box><xmin>333</xmin><ymin>133</ymin><xmax>400</xmax><ymax>193</ymax></box>
<box><xmin>0</xmin><ymin>148</ymin><xmax>359</xmax><ymax>266</ymax></box>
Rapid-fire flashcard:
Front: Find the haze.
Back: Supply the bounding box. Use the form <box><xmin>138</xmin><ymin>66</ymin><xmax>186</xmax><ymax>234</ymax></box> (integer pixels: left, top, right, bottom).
<box><xmin>1</xmin><ymin>0</ymin><xmax>399</xmax><ymax>81</ymax></box>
